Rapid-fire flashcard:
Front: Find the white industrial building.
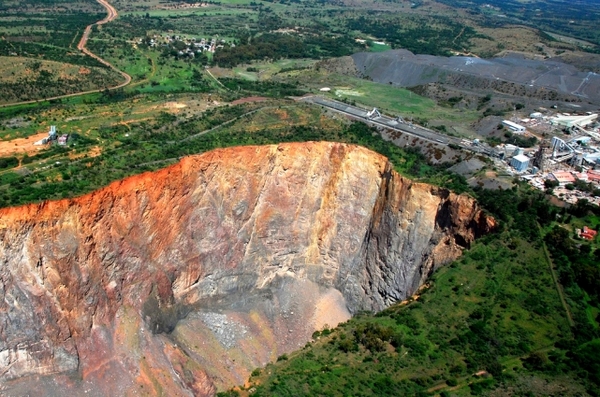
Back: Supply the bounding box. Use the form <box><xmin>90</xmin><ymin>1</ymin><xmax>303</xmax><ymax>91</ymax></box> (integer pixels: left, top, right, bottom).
<box><xmin>510</xmin><ymin>154</ymin><xmax>530</xmax><ymax>172</ymax></box>
<box><xmin>502</xmin><ymin>120</ymin><xmax>526</xmax><ymax>133</ymax></box>
<box><xmin>551</xmin><ymin>114</ymin><xmax>598</xmax><ymax>128</ymax></box>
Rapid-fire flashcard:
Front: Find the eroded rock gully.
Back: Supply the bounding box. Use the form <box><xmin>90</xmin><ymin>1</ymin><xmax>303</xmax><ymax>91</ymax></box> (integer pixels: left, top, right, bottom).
<box><xmin>0</xmin><ymin>142</ymin><xmax>494</xmax><ymax>395</ymax></box>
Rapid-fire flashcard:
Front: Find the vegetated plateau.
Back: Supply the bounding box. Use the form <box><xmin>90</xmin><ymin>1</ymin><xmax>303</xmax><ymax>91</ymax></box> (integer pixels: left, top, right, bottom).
<box><xmin>0</xmin><ymin>0</ymin><xmax>599</xmax><ymax>396</ymax></box>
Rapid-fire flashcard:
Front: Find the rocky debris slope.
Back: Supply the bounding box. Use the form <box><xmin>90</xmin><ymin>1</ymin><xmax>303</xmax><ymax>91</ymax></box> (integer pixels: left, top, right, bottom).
<box><xmin>0</xmin><ymin>142</ymin><xmax>494</xmax><ymax>395</ymax></box>
<box><xmin>347</xmin><ymin>49</ymin><xmax>600</xmax><ymax>106</ymax></box>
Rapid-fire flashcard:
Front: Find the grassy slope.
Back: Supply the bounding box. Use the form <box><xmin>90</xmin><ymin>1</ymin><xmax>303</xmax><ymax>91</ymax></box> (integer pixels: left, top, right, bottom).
<box><xmin>220</xmin><ymin>186</ymin><xmax>600</xmax><ymax>396</ymax></box>
<box><xmin>0</xmin><ymin>56</ymin><xmax>123</xmax><ymax>105</ymax></box>
<box><xmin>234</xmin><ymin>233</ymin><xmax>570</xmax><ymax>396</ymax></box>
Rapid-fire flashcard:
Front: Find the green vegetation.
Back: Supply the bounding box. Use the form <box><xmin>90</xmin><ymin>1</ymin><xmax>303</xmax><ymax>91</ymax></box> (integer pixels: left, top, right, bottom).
<box><xmin>347</xmin><ymin>15</ymin><xmax>480</xmax><ymax>56</ymax></box>
<box><xmin>213</xmin><ymin>33</ymin><xmax>356</xmax><ymax>67</ymax></box>
<box><xmin>437</xmin><ymin>0</ymin><xmax>600</xmax><ymax>49</ymax></box>
<box><xmin>271</xmin><ymin>70</ymin><xmax>478</xmax><ymax>126</ymax></box>
<box><xmin>224</xmin><ymin>186</ymin><xmax>600</xmax><ymax>396</ymax></box>
<box><xmin>0</xmin><ymin>103</ymin><xmax>467</xmax><ymax>208</ymax></box>
<box><xmin>0</xmin><ymin>58</ymin><xmax>122</xmax><ymax>104</ymax></box>
<box><xmin>0</xmin><ymin>0</ymin><xmax>125</xmax><ymax>103</ymax></box>
<box><xmin>0</xmin><ymin>0</ymin><xmax>106</xmax><ymax>67</ymax></box>
<box><xmin>218</xmin><ymin>78</ymin><xmax>305</xmax><ymax>97</ymax></box>
<box><xmin>0</xmin><ymin>156</ymin><xmax>18</xmax><ymax>170</ymax></box>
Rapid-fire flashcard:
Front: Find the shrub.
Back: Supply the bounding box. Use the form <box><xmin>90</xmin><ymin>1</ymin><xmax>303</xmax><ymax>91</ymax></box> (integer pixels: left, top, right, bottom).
<box><xmin>446</xmin><ymin>377</ymin><xmax>458</xmax><ymax>387</ymax></box>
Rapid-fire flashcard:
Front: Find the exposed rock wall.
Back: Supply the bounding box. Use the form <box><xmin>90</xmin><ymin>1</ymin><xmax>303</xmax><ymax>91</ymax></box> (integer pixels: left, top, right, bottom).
<box><xmin>0</xmin><ymin>142</ymin><xmax>493</xmax><ymax>395</ymax></box>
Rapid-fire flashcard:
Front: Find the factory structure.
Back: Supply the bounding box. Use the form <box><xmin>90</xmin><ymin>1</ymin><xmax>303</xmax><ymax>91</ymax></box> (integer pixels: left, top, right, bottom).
<box><xmin>33</xmin><ymin>126</ymin><xmax>69</xmax><ymax>146</ymax></box>
<box><xmin>502</xmin><ymin>120</ymin><xmax>526</xmax><ymax>133</ymax></box>
<box><xmin>498</xmin><ymin>111</ymin><xmax>600</xmax><ymax>206</ymax></box>
<box><xmin>509</xmin><ymin>147</ymin><xmax>530</xmax><ymax>172</ymax></box>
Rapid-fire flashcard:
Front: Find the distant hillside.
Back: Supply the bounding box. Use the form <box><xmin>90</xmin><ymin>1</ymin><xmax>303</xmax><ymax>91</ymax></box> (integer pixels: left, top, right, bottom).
<box><xmin>437</xmin><ymin>0</ymin><xmax>600</xmax><ymax>48</ymax></box>
<box><xmin>348</xmin><ymin>49</ymin><xmax>600</xmax><ymax>107</ymax></box>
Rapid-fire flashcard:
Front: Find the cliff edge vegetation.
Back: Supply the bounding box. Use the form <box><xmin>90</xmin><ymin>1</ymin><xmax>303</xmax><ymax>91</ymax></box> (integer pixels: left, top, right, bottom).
<box><xmin>224</xmin><ymin>184</ymin><xmax>600</xmax><ymax>397</ymax></box>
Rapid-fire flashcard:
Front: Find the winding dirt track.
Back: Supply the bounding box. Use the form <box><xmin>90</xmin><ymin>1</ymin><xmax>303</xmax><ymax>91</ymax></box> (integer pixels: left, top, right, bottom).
<box><xmin>0</xmin><ymin>0</ymin><xmax>131</xmax><ymax>108</ymax></box>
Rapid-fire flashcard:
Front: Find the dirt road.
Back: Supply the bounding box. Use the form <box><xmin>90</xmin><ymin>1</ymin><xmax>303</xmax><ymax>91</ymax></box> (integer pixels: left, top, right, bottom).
<box><xmin>0</xmin><ymin>0</ymin><xmax>131</xmax><ymax>108</ymax></box>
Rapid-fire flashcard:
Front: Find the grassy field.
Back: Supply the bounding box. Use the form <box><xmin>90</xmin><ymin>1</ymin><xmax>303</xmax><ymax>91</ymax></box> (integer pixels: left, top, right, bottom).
<box><xmin>369</xmin><ymin>42</ymin><xmax>392</xmax><ymax>52</ymax></box>
<box><xmin>0</xmin><ymin>91</ymin><xmax>212</xmax><ymax>142</ymax></box>
<box><xmin>232</xmin><ymin>59</ymin><xmax>318</xmax><ymax>81</ymax></box>
<box><xmin>224</xmin><ymin>59</ymin><xmax>480</xmax><ymax>132</ymax></box>
<box><xmin>285</xmin><ymin>70</ymin><xmax>480</xmax><ymax>128</ymax></box>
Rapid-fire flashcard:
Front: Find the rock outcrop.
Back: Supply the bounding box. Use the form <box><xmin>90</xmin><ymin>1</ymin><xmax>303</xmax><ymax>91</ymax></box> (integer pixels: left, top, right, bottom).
<box><xmin>0</xmin><ymin>142</ymin><xmax>494</xmax><ymax>396</ymax></box>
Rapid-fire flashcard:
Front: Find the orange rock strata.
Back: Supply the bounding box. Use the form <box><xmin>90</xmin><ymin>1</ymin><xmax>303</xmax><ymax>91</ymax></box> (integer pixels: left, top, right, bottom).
<box><xmin>0</xmin><ymin>142</ymin><xmax>494</xmax><ymax>395</ymax></box>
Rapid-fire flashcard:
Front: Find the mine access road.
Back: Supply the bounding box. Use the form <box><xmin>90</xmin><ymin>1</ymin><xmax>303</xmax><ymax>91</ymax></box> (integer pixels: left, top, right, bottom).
<box><xmin>299</xmin><ymin>95</ymin><xmax>492</xmax><ymax>155</ymax></box>
<box><xmin>0</xmin><ymin>0</ymin><xmax>130</xmax><ymax>108</ymax></box>
<box><xmin>77</xmin><ymin>0</ymin><xmax>131</xmax><ymax>87</ymax></box>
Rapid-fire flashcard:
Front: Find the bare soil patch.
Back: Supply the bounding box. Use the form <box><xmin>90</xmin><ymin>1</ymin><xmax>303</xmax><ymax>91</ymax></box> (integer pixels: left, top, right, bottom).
<box><xmin>0</xmin><ymin>132</ymin><xmax>48</xmax><ymax>157</ymax></box>
<box><xmin>230</xmin><ymin>96</ymin><xmax>268</xmax><ymax>106</ymax></box>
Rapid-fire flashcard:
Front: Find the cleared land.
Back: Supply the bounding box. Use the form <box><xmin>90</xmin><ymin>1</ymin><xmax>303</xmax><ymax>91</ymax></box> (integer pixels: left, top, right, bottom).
<box><xmin>0</xmin><ymin>132</ymin><xmax>48</xmax><ymax>157</ymax></box>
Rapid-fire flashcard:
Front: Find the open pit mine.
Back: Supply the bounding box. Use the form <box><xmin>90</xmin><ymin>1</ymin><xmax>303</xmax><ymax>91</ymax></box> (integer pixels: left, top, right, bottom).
<box><xmin>0</xmin><ymin>142</ymin><xmax>494</xmax><ymax>396</ymax></box>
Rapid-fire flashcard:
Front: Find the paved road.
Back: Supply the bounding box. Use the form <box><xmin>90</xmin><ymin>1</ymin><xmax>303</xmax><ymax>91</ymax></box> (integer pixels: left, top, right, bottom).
<box><xmin>0</xmin><ymin>0</ymin><xmax>131</xmax><ymax>109</ymax></box>
<box><xmin>299</xmin><ymin>95</ymin><xmax>492</xmax><ymax>155</ymax></box>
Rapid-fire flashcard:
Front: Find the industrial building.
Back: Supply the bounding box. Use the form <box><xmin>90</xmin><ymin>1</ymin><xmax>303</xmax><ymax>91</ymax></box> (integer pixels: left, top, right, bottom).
<box><xmin>549</xmin><ymin>171</ymin><xmax>576</xmax><ymax>185</ymax></box>
<box><xmin>510</xmin><ymin>154</ymin><xmax>530</xmax><ymax>172</ymax></box>
<box><xmin>33</xmin><ymin>125</ymin><xmax>58</xmax><ymax>146</ymax></box>
<box><xmin>579</xmin><ymin>226</ymin><xmax>598</xmax><ymax>241</ymax></box>
<box><xmin>588</xmin><ymin>170</ymin><xmax>600</xmax><ymax>183</ymax></box>
<box><xmin>551</xmin><ymin>113</ymin><xmax>598</xmax><ymax>128</ymax></box>
<box><xmin>502</xmin><ymin>120</ymin><xmax>526</xmax><ymax>133</ymax></box>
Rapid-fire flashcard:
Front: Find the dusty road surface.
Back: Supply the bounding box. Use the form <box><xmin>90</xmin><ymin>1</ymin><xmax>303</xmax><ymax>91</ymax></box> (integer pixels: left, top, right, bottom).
<box><xmin>0</xmin><ymin>133</ymin><xmax>49</xmax><ymax>157</ymax></box>
<box><xmin>0</xmin><ymin>0</ymin><xmax>131</xmax><ymax>108</ymax></box>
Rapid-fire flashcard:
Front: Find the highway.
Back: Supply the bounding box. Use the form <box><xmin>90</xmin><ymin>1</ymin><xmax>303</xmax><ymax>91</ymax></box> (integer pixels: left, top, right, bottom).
<box><xmin>299</xmin><ymin>96</ymin><xmax>492</xmax><ymax>155</ymax></box>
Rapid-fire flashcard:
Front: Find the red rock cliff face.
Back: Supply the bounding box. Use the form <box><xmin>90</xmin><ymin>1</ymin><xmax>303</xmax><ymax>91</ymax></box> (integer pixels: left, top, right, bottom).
<box><xmin>0</xmin><ymin>142</ymin><xmax>494</xmax><ymax>395</ymax></box>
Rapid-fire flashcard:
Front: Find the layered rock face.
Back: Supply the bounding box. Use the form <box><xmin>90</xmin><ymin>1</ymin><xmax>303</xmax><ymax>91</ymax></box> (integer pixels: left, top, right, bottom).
<box><xmin>0</xmin><ymin>142</ymin><xmax>494</xmax><ymax>396</ymax></box>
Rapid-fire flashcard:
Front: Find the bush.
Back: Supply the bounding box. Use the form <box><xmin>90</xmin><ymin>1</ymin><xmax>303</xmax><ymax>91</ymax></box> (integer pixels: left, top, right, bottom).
<box><xmin>0</xmin><ymin>156</ymin><xmax>18</xmax><ymax>170</ymax></box>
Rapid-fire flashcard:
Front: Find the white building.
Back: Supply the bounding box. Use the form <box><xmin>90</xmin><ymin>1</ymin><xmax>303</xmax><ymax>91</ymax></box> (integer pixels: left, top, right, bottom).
<box><xmin>551</xmin><ymin>114</ymin><xmax>598</xmax><ymax>128</ymax></box>
<box><xmin>502</xmin><ymin>120</ymin><xmax>526</xmax><ymax>133</ymax></box>
<box><xmin>510</xmin><ymin>154</ymin><xmax>530</xmax><ymax>172</ymax></box>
